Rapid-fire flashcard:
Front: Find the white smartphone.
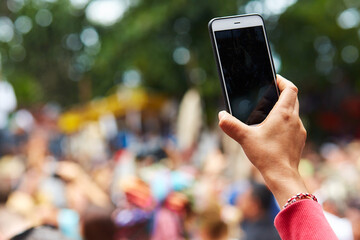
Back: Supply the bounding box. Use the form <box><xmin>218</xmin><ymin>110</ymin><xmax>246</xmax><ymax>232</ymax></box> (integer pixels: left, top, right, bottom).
<box><xmin>208</xmin><ymin>14</ymin><xmax>279</xmax><ymax>125</ymax></box>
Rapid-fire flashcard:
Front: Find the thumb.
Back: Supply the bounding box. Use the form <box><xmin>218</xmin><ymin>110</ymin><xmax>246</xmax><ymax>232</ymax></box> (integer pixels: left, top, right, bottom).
<box><xmin>218</xmin><ymin>111</ymin><xmax>250</xmax><ymax>144</ymax></box>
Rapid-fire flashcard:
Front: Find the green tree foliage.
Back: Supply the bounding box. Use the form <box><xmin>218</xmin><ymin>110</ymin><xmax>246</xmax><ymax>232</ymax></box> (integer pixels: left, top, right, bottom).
<box><xmin>273</xmin><ymin>0</ymin><xmax>360</xmax><ymax>140</ymax></box>
<box><xmin>1</xmin><ymin>0</ymin><xmax>90</xmax><ymax>105</ymax></box>
<box><xmin>93</xmin><ymin>0</ymin><xmax>240</xmax><ymax>120</ymax></box>
<box><xmin>0</xmin><ymin>0</ymin><xmax>359</xmax><ymax>140</ymax></box>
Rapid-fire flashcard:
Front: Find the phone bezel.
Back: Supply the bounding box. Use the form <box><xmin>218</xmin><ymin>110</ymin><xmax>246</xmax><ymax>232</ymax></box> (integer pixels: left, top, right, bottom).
<box><xmin>208</xmin><ymin>14</ymin><xmax>279</xmax><ymax>120</ymax></box>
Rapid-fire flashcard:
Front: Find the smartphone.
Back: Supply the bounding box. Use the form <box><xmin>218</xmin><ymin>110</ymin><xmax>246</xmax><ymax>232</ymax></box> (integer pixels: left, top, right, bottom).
<box><xmin>209</xmin><ymin>14</ymin><xmax>279</xmax><ymax>125</ymax></box>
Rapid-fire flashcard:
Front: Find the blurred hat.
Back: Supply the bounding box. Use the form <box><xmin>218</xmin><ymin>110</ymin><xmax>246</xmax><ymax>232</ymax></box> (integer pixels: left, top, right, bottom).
<box><xmin>164</xmin><ymin>191</ymin><xmax>189</xmax><ymax>213</ymax></box>
<box><xmin>120</xmin><ymin>177</ymin><xmax>154</xmax><ymax>209</ymax></box>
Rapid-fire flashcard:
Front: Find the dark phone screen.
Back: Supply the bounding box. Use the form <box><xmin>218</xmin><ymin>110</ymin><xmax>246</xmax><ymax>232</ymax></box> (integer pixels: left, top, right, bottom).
<box><xmin>214</xmin><ymin>26</ymin><xmax>278</xmax><ymax>125</ymax></box>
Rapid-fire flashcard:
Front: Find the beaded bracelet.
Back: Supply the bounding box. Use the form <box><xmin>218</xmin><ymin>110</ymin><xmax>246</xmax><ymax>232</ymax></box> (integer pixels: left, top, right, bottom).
<box><xmin>283</xmin><ymin>193</ymin><xmax>318</xmax><ymax>209</ymax></box>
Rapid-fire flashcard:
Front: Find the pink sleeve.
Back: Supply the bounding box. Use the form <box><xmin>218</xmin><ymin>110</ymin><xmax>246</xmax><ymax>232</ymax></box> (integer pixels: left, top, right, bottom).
<box><xmin>274</xmin><ymin>200</ymin><xmax>338</xmax><ymax>240</ymax></box>
<box><xmin>151</xmin><ymin>208</ymin><xmax>182</xmax><ymax>240</ymax></box>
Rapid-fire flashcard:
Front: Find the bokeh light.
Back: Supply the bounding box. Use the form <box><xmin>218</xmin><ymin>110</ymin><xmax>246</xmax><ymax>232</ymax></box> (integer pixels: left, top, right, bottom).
<box><xmin>0</xmin><ymin>17</ymin><xmax>14</xmax><ymax>43</ymax></box>
<box><xmin>173</xmin><ymin>17</ymin><xmax>191</xmax><ymax>34</ymax></box>
<box><xmin>341</xmin><ymin>45</ymin><xmax>359</xmax><ymax>64</ymax></box>
<box><xmin>69</xmin><ymin>0</ymin><xmax>89</xmax><ymax>9</ymax></box>
<box><xmin>173</xmin><ymin>47</ymin><xmax>190</xmax><ymax>65</ymax></box>
<box><xmin>189</xmin><ymin>68</ymin><xmax>206</xmax><ymax>85</ymax></box>
<box><xmin>123</xmin><ymin>69</ymin><xmax>141</xmax><ymax>88</ymax></box>
<box><xmin>243</xmin><ymin>0</ymin><xmax>297</xmax><ymax>17</ymax></box>
<box><xmin>85</xmin><ymin>0</ymin><xmax>129</xmax><ymax>26</ymax></box>
<box><xmin>66</xmin><ymin>34</ymin><xmax>82</xmax><ymax>51</ymax></box>
<box><xmin>337</xmin><ymin>8</ymin><xmax>360</xmax><ymax>29</ymax></box>
<box><xmin>272</xmin><ymin>52</ymin><xmax>282</xmax><ymax>73</ymax></box>
<box><xmin>9</xmin><ymin>44</ymin><xmax>26</xmax><ymax>62</ymax></box>
<box><xmin>80</xmin><ymin>27</ymin><xmax>99</xmax><ymax>47</ymax></box>
<box><xmin>14</xmin><ymin>16</ymin><xmax>33</xmax><ymax>34</ymax></box>
<box><xmin>7</xmin><ymin>0</ymin><xmax>25</xmax><ymax>13</ymax></box>
<box><xmin>35</xmin><ymin>9</ymin><xmax>53</xmax><ymax>27</ymax></box>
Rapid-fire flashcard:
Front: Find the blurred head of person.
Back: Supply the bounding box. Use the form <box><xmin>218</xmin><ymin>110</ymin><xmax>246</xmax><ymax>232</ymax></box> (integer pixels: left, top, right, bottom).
<box><xmin>164</xmin><ymin>192</ymin><xmax>189</xmax><ymax>214</ymax></box>
<box><xmin>199</xmin><ymin>201</ymin><xmax>228</xmax><ymax>240</ymax></box>
<box><xmin>82</xmin><ymin>206</ymin><xmax>115</xmax><ymax>240</ymax></box>
<box><xmin>238</xmin><ymin>182</ymin><xmax>273</xmax><ymax>221</ymax></box>
<box><xmin>200</xmin><ymin>219</ymin><xmax>228</xmax><ymax>240</ymax></box>
<box><xmin>237</xmin><ymin>183</ymin><xmax>280</xmax><ymax>240</ymax></box>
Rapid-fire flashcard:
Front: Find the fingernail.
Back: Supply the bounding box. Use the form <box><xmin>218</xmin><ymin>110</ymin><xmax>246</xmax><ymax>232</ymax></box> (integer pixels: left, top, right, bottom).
<box><xmin>277</xmin><ymin>74</ymin><xmax>287</xmax><ymax>80</ymax></box>
<box><xmin>218</xmin><ymin>111</ymin><xmax>227</xmax><ymax>121</ymax></box>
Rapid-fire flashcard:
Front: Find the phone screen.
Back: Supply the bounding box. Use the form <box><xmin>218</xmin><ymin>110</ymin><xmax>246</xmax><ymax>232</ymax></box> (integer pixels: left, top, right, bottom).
<box><xmin>214</xmin><ymin>26</ymin><xmax>278</xmax><ymax>125</ymax></box>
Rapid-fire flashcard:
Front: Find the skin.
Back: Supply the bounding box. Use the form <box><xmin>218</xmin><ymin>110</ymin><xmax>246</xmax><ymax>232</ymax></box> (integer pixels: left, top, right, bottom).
<box><xmin>218</xmin><ymin>75</ymin><xmax>308</xmax><ymax>208</ymax></box>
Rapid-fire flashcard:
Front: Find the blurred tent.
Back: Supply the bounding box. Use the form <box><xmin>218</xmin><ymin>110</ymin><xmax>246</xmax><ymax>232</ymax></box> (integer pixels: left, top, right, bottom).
<box><xmin>176</xmin><ymin>89</ymin><xmax>202</xmax><ymax>152</ymax></box>
<box><xmin>58</xmin><ymin>86</ymin><xmax>167</xmax><ymax>133</ymax></box>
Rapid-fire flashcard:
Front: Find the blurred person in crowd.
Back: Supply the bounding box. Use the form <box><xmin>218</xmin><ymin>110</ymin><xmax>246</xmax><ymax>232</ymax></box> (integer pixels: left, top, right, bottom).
<box><xmin>218</xmin><ymin>75</ymin><xmax>338</xmax><ymax>239</ymax></box>
<box><xmin>151</xmin><ymin>192</ymin><xmax>190</xmax><ymax>240</ymax></box>
<box><xmin>0</xmin><ymin>154</ymin><xmax>30</xmax><ymax>239</ymax></box>
<box><xmin>301</xmin><ymin>142</ymin><xmax>357</xmax><ymax>240</ymax></box>
<box><xmin>10</xmin><ymin>225</ymin><xmax>70</xmax><ymax>240</ymax></box>
<box><xmin>11</xmin><ymin>109</ymin><xmax>35</xmax><ymax>154</ymax></box>
<box><xmin>200</xmin><ymin>219</ymin><xmax>228</xmax><ymax>240</ymax></box>
<box><xmin>0</xmin><ymin>77</ymin><xmax>17</xmax><ymax>128</ymax></box>
<box><xmin>346</xmin><ymin>198</ymin><xmax>360</xmax><ymax>240</ymax></box>
<box><xmin>0</xmin><ymin>172</ymin><xmax>31</xmax><ymax>239</ymax></box>
<box><xmin>113</xmin><ymin>176</ymin><xmax>153</xmax><ymax>240</ymax></box>
<box><xmin>322</xmin><ymin>199</ymin><xmax>353</xmax><ymax>240</ymax></box>
<box><xmin>237</xmin><ymin>183</ymin><xmax>280</xmax><ymax>240</ymax></box>
<box><xmin>198</xmin><ymin>202</ymin><xmax>228</xmax><ymax>240</ymax></box>
<box><xmin>0</xmin><ymin>76</ymin><xmax>17</xmax><ymax>156</ymax></box>
<box><xmin>82</xmin><ymin>206</ymin><xmax>115</xmax><ymax>240</ymax></box>
<box><xmin>151</xmin><ymin>204</ymin><xmax>183</xmax><ymax>240</ymax></box>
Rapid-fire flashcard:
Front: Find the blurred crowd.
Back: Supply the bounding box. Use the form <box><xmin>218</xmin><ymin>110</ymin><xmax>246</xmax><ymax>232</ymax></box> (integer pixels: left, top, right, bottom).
<box><xmin>0</xmin><ymin>85</ymin><xmax>360</xmax><ymax>240</ymax></box>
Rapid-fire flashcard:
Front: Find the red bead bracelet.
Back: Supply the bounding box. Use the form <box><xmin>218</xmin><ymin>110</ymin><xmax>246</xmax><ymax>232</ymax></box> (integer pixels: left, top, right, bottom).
<box><xmin>283</xmin><ymin>193</ymin><xmax>318</xmax><ymax>209</ymax></box>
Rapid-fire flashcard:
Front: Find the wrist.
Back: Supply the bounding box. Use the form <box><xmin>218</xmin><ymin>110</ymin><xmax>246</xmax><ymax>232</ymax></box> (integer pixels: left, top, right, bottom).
<box><xmin>261</xmin><ymin>166</ymin><xmax>309</xmax><ymax>208</ymax></box>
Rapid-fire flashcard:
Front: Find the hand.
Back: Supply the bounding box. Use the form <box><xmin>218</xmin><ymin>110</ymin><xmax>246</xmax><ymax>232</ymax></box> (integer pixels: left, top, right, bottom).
<box><xmin>57</xmin><ymin>161</ymin><xmax>84</xmax><ymax>181</ymax></box>
<box><xmin>218</xmin><ymin>75</ymin><xmax>308</xmax><ymax>207</ymax></box>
